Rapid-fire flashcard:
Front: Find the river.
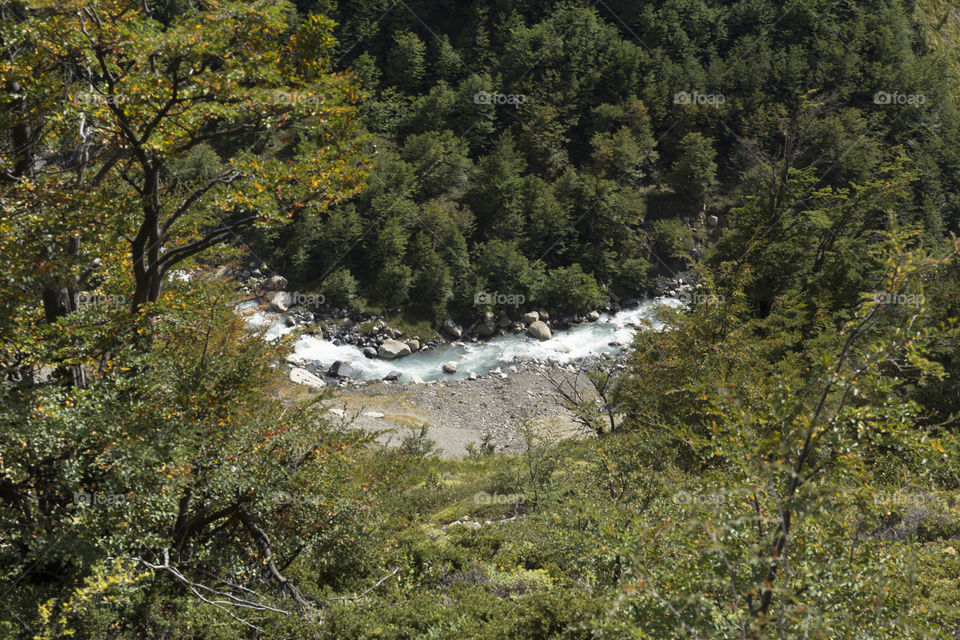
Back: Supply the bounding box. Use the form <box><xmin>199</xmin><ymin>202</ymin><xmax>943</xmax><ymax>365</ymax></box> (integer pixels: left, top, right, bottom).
<box><xmin>239</xmin><ymin>297</ymin><xmax>682</xmax><ymax>382</ymax></box>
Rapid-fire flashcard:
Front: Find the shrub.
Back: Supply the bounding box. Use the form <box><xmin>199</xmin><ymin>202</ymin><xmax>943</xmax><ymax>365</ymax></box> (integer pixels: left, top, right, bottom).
<box><xmin>537</xmin><ymin>265</ymin><xmax>607</xmax><ymax>314</ymax></box>
<box><xmin>323</xmin><ymin>268</ymin><xmax>359</xmax><ymax>307</ymax></box>
<box><xmin>651</xmin><ymin>218</ymin><xmax>694</xmax><ymax>260</ymax></box>
<box><xmin>611</xmin><ymin>256</ymin><xmax>653</xmax><ymax>297</ymax></box>
<box><xmin>374</xmin><ymin>261</ymin><xmax>412</xmax><ymax>307</ymax></box>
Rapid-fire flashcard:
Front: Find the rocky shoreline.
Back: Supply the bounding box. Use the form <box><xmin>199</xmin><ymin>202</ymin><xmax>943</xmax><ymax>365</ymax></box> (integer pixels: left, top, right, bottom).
<box><xmin>283</xmin><ymin>342</ymin><xmax>631</xmax><ymax>392</ymax></box>
<box><xmin>225</xmin><ymin>258</ymin><xmax>694</xmax><ymax>391</ymax></box>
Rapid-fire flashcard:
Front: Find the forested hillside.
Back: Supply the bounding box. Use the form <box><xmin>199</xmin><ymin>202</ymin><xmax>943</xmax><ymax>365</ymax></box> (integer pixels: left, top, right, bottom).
<box><xmin>2</xmin><ymin>0</ymin><xmax>960</xmax><ymax>638</ymax></box>
<box><xmin>252</xmin><ymin>0</ymin><xmax>960</xmax><ymax>323</ymax></box>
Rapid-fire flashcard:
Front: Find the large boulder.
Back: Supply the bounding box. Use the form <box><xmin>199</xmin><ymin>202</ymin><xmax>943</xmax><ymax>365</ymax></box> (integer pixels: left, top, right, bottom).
<box><xmin>405</xmin><ymin>338</ymin><xmax>420</xmax><ymax>352</ymax></box>
<box><xmin>442</xmin><ymin>361</ymin><xmax>458</xmax><ymax>374</ymax></box>
<box><xmin>496</xmin><ymin>314</ymin><xmax>512</xmax><ymax>328</ymax></box>
<box><xmin>378</xmin><ymin>339</ymin><xmax>412</xmax><ymax>360</ymax></box>
<box><xmin>267</xmin><ymin>290</ymin><xmax>293</xmax><ymax>312</ymax></box>
<box><xmin>363</xmin><ymin>346</ymin><xmax>377</xmax><ymax>359</ymax></box>
<box><xmin>383</xmin><ymin>371</ymin><xmax>402</xmax><ymax>382</ymax></box>
<box><xmin>586</xmin><ymin>311</ymin><xmax>600</xmax><ymax>322</ymax></box>
<box><xmin>289</xmin><ymin>367</ymin><xmax>325</xmax><ymax>390</ymax></box>
<box><xmin>527</xmin><ymin>320</ymin><xmax>552</xmax><ymax>341</ymax></box>
<box><xmin>440</xmin><ymin>318</ymin><xmax>463</xmax><ymax>339</ymax></box>
<box><xmin>521</xmin><ymin>311</ymin><xmax>540</xmax><ymax>325</ymax></box>
<box><xmin>477</xmin><ymin>311</ymin><xmax>496</xmax><ymax>337</ymax></box>
<box><xmin>265</xmin><ymin>274</ymin><xmax>288</xmax><ymax>291</ymax></box>
<box><xmin>328</xmin><ymin>361</ymin><xmax>356</xmax><ymax>378</ymax></box>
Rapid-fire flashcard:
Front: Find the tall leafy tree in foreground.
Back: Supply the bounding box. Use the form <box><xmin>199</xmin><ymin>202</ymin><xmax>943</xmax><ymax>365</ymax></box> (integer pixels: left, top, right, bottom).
<box><xmin>1</xmin><ymin>0</ymin><xmax>368</xmax><ymax>315</ymax></box>
<box><xmin>0</xmin><ymin>1</ymin><xmax>377</xmax><ymax>637</ymax></box>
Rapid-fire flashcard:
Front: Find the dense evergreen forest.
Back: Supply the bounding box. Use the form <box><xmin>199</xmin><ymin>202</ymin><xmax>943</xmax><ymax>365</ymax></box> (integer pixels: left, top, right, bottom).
<box><xmin>251</xmin><ymin>0</ymin><xmax>960</xmax><ymax>322</ymax></box>
<box><xmin>2</xmin><ymin>0</ymin><xmax>960</xmax><ymax>638</ymax></box>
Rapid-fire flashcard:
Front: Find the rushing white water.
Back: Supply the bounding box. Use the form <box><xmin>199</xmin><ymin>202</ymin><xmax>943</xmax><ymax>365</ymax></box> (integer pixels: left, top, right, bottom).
<box><xmin>238</xmin><ymin>298</ymin><xmax>683</xmax><ymax>382</ymax></box>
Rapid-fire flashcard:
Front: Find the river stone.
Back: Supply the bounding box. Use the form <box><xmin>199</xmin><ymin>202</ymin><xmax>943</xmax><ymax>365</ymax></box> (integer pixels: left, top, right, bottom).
<box><xmin>441</xmin><ymin>318</ymin><xmax>463</xmax><ymax>338</ymax></box>
<box><xmin>586</xmin><ymin>311</ymin><xmax>600</xmax><ymax>321</ymax></box>
<box><xmin>707</xmin><ymin>214</ymin><xmax>719</xmax><ymax>227</ymax></box>
<box><xmin>289</xmin><ymin>367</ymin><xmax>325</xmax><ymax>390</ymax></box>
<box><xmin>378</xmin><ymin>339</ymin><xmax>411</xmax><ymax>360</ymax></box>
<box><xmin>442</xmin><ymin>361</ymin><xmax>458</xmax><ymax>374</ymax></box>
<box><xmin>267</xmin><ymin>291</ymin><xmax>293</xmax><ymax>312</ymax></box>
<box><xmin>410</xmin><ymin>375</ymin><xmax>425</xmax><ymax>384</ymax></box>
<box><xmin>328</xmin><ymin>361</ymin><xmax>356</xmax><ymax>378</ymax></box>
<box><xmin>477</xmin><ymin>311</ymin><xmax>496</xmax><ymax>337</ymax></box>
<box><xmin>468</xmin><ymin>372</ymin><xmax>477</xmax><ymax>380</ymax></box>
<box><xmin>527</xmin><ymin>320</ymin><xmax>552</xmax><ymax>341</ymax></box>
<box><xmin>383</xmin><ymin>371</ymin><xmax>402</xmax><ymax>381</ymax></box>
<box><xmin>497</xmin><ymin>314</ymin><xmax>512</xmax><ymax>328</ymax></box>
<box><xmin>521</xmin><ymin>311</ymin><xmax>540</xmax><ymax>325</ymax></box>
<box><xmin>363</xmin><ymin>346</ymin><xmax>377</xmax><ymax>359</ymax></box>
<box><xmin>265</xmin><ymin>274</ymin><xmax>288</xmax><ymax>291</ymax></box>
<box><xmin>405</xmin><ymin>338</ymin><xmax>420</xmax><ymax>352</ymax></box>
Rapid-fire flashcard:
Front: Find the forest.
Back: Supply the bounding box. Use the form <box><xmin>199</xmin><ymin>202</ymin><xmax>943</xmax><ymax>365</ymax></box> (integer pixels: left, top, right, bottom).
<box><xmin>2</xmin><ymin>0</ymin><xmax>960</xmax><ymax>637</ymax></box>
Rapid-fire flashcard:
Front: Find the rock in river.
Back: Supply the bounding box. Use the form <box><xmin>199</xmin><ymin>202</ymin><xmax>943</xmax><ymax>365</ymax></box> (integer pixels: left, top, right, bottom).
<box><xmin>328</xmin><ymin>361</ymin><xmax>356</xmax><ymax>378</ymax></box>
<box><xmin>378</xmin><ymin>338</ymin><xmax>412</xmax><ymax>360</ymax></box>
<box><xmin>526</xmin><ymin>320</ymin><xmax>552</xmax><ymax>341</ymax></box>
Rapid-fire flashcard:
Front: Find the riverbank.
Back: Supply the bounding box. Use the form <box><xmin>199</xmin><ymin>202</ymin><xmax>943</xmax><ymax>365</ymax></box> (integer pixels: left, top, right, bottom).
<box><xmin>275</xmin><ymin>355</ymin><xmax>616</xmax><ymax>458</ymax></box>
